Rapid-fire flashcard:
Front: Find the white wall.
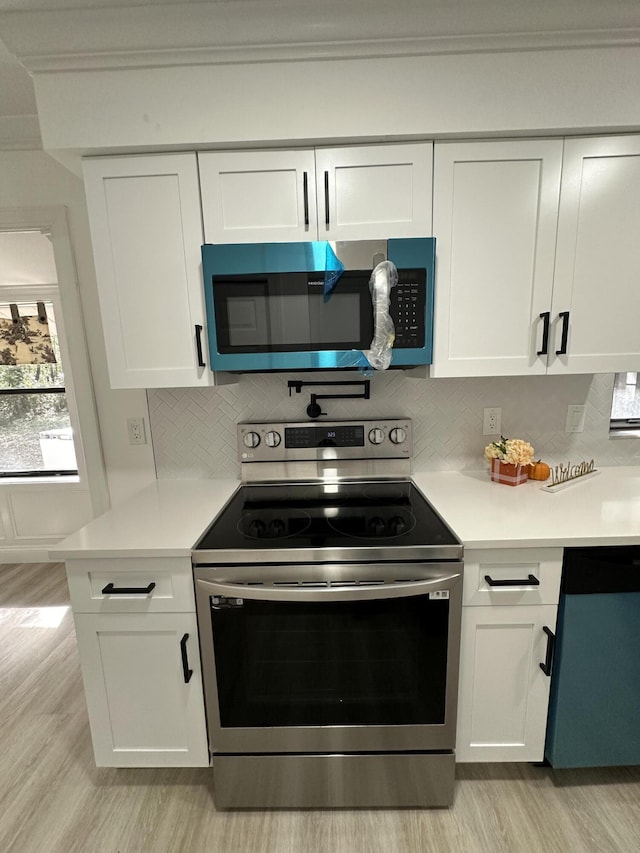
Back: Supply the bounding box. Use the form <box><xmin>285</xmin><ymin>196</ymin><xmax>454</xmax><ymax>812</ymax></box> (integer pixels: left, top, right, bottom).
<box><xmin>0</xmin><ymin>151</ymin><xmax>157</xmax><ymax>514</ymax></box>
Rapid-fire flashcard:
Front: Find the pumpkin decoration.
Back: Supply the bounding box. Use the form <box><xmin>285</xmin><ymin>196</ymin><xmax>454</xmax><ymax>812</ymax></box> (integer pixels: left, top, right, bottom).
<box><xmin>529</xmin><ymin>460</ymin><xmax>551</xmax><ymax>481</ymax></box>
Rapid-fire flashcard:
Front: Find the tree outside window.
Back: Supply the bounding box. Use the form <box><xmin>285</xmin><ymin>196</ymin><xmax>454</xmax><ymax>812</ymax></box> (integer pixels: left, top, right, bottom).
<box><xmin>0</xmin><ymin>300</ymin><xmax>78</xmax><ymax>476</ymax></box>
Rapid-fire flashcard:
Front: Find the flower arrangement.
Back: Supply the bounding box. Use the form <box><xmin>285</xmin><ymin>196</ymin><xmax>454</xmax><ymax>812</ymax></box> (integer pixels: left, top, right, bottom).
<box><xmin>484</xmin><ymin>436</ymin><xmax>535</xmax><ymax>466</ymax></box>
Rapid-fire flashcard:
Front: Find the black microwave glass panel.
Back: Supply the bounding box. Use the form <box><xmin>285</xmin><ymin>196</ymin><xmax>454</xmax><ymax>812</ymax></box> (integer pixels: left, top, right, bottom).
<box><xmin>210</xmin><ymin>594</ymin><xmax>449</xmax><ymax>727</ymax></box>
<box><xmin>213</xmin><ymin>272</ymin><xmax>373</xmax><ymax>354</ymax></box>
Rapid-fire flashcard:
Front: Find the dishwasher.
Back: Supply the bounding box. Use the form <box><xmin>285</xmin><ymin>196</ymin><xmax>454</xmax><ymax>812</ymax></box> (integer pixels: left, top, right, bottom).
<box><xmin>545</xmin><ymin>545</ymin><xmax>640</xmax><ymax>768</ymax></box>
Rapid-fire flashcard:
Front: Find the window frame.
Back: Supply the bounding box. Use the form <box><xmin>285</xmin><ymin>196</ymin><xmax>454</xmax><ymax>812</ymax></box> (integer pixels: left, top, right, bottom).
<box><xmin>0</xmin><ymin>286</ymin><xmax>80</xmax><ymax>478</ymax></box>
<box><xmin>0</xmin><ymin>207</ymin><xmax>108</xmax><ymax>514</ymax></box>
<box><xmin>609</xmin><ymin>372</ymin><xmax>640</xmax><ymax>437</ymax></box>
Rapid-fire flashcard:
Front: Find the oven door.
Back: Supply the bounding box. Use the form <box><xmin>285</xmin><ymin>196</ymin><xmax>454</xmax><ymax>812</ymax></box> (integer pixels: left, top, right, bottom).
<box><xmin>194</xmin><ymin>564</ymin><xmax>462</xmax><ymax>754</ymax></box>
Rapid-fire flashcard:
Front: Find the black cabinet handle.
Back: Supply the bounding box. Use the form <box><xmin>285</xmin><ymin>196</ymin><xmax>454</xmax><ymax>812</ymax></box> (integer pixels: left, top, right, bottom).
<box><xmin>539</xmin><ymin>626</ymin><xmax>556</xmax><ymax>677</ymax></box>
<box><xmin>195</xmin><ymin>324</ymin><xmax>205</xmax><ymax>368</ymax></box>
<box><xmin>537</xmin><ymin>311</ymin><xmax>550</xmax><ymax>356</ymax></box>
<box><xmin>180</xmin><ymin>633</ymin><xmax>193</xmax><ymax>684</ymax></box>
<box><xmin>324</xmin><ymin>170</ymin><xmax>330</xmax><ymax>226</ymax></box>
<box><xmin>101</xmin><ymin>582</ymin><xmax>156</xmax><ymax>595</ymax></box>
<box><xmin>484</xmin><ymin>574</ymin><xmax>540</xmax><ymax>587</ymax></box>
<box><xmin>555</xmin><ymin>311</ymin><xmax>570</xmax><ymax>355</ymax></box>
<box><xmin>303</xmin><ymin>171</ymin><xmax>309</xmax><ymax>227</ymax></box>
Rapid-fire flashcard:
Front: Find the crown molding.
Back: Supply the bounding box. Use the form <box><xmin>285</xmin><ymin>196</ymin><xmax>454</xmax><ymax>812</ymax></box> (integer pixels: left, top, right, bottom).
<box><xmin>1</xmin><ymin>2</ymin><xmax>640</xmax><ymax>74</ymax></box>
<box><xmin>11</xmin><ymin>27</ymin><xmax>640</xmax><ymax>73</ymax></box>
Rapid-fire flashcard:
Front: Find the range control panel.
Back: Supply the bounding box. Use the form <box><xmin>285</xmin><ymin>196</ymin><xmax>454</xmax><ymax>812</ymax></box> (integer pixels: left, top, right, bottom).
<box><xmin>238</xmin><ymin>419</ymin><xmax>412</xmax><ymax>463</ymax></box>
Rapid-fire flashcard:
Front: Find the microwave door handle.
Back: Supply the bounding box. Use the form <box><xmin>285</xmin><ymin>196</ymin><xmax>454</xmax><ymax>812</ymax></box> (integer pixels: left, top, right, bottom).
<box><xmin>197</xmin><ymin>574</ymin><xmax>461</xmax><ymax>603</ymax></box>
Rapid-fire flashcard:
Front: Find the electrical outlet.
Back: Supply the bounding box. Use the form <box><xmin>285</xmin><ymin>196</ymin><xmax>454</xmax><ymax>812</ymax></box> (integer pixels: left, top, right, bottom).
<box><xmin>565</xmin><ymin>404</ymin><xmax>586</xmax><ymax>433</ymax></box>
<box><xmin>483</xmin><ymin>407</ymin><xmax>502</xmax><ymax>436</ymax></box>
<box><xmin>127</xmin><ymin>417</ymin><xmax>147</xmax><ymax>445</ymax></box>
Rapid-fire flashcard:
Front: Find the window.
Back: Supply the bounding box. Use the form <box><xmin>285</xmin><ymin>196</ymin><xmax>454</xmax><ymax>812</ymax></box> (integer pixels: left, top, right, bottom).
<box><xmin>0</xmin><ymin>298</ymin><xmax>78</xmax><ymax>476</ymax></box>
<box><xmin>610</xmin><ymin>372</ymin><xmax>640</xmax><ymax>433</ymax></box>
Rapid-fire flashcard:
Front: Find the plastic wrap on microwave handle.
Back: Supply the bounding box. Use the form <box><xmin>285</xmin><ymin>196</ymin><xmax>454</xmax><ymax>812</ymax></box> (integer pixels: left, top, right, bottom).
<box><xmin>362</xmin><ymin>260</ymin><xmax>397</xmax><ymax>370</ymax></box>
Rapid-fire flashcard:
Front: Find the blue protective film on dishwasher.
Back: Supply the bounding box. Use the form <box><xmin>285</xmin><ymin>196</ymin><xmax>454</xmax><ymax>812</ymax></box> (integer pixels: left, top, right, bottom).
<box><xmin>323</xmin><ymin>242</ymin><xmax>345</xmax><ymax>299</ymax></box>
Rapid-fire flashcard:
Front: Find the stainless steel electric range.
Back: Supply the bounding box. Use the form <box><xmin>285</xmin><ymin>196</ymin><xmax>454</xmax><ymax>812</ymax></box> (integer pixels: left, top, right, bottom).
<box><xmin>192</xmin><ymin>419</ymin><xmax>463</xmax><ymax>809</ymax></box>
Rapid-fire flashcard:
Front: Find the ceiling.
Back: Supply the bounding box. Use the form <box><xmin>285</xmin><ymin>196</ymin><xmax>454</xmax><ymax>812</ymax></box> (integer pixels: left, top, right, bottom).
<box><xmin>1</xmin><ymin>1</ymin><xmax>640</xmax><ymax>150</ymax></box>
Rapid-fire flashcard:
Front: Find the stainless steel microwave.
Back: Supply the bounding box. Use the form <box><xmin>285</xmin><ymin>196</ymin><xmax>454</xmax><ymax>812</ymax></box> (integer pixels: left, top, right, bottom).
<box><xmin>201</xmin><ymin>238</ymin><xmax>435</xmax><ymax>372</ymax></box>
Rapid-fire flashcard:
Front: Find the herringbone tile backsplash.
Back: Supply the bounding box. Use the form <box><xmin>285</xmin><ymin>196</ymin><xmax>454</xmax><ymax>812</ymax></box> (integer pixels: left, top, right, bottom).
<box><xmin>148</xmin><ymin>372</ymin><xmax>640</xmax><ymax>480</ymax></box>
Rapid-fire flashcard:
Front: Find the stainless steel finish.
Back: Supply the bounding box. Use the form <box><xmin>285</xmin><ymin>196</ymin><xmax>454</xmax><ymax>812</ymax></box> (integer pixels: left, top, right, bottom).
<box><xmin>194</xmin><ymin>562</ymin><xmax>462</xmax><ymax>755</ymax></box>
<box><xmin>238</xmin><ymin>458</ymin><xmax>412</xmax><ymax>485</ymax></box>
<box><xmin>193</xmin><ymin>416</ymin><xmax>464</xmax><ymax>808</ymax></box>
<box><xmin>237</xmin><ymin>419</ymin><xmax>412</xmax><ymax>465</ymax></box>
<box><xmin>197</xmin><ymin>572</ymin><xmax>460</xmax><ymax>602</ymax></box>
<box><xmin>334</xmin><ymin>239</ymin><xmax>388</xmax><ymax>271</ymax></box>
<box><xmin>213</xmin><ymin>752</ymin><xmax>456</xmax><ymax>809</ymax></box>
<box><xmin>193</xmin><ymin>541</ymin><xmax>462</xmax><ymax>565</ymax></box>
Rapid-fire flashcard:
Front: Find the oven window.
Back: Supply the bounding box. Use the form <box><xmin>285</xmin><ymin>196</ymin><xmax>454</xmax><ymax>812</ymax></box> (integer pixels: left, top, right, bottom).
<box><xmin>210</xmin><ymin>594</ymin><xmax>449</xmax><ymax>727</ymax></box>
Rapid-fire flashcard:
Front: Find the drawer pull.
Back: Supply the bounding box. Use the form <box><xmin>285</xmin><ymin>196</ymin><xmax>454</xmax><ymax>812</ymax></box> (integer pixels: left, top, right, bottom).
<box><xmin>539</xmin><ymin>625</ymin><xmax>556</xmax><ymax>677</ymax></box>
<box><xmin>101</xmin><ymin>582</ymin><xmax>156</xmax><ymax>595</ymax></box>
<box><xmin>180</xmin><ymin>633</ymin><xmax>193</xmax><ymax>684</ymax></box>
<box><xmin>484</xmin><ymin>574</ymin><xmax>540</xmax><ymax>587</ymax></box>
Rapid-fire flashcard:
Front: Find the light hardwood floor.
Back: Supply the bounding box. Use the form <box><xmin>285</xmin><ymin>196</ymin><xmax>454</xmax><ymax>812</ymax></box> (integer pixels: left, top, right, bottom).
<box><xmin>1</xmin><ymin>561</ymin><xmax>639</xmax><ymax>853</ymax></box>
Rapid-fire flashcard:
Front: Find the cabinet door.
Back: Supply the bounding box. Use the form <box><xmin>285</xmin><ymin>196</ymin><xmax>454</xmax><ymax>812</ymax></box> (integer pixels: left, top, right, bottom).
<box><xmin>74</xmin><ymin>612</ymin><xmax>209</xmax><ymax>767</ymax></box>
<box><xmin>315</xmin><ymin>143</ymin><xmax>432</xmax><ymax>241</ymax></box>
<box><xmin>456</xmin><ymin>604</ymin><xmax>557</xmax><ymax>762</ymax></box>
<box><xmin>199</xmin><ymin>149</ymin><xmax>317</xmax><ymax>243</ymax></box>
<box><xmin>549</xmin><ymin>135</ymin><xmax>640</xmax><ymax>374</ymax></box>
<box><xmin>431</xmin><ymin>140</ymin><xmax>562</xmax><ymax>377</ymax></box>
<box><xmin>83</xmin><ymin>154</ymin><xmax>212</xmax><ymax>388</ymax></box>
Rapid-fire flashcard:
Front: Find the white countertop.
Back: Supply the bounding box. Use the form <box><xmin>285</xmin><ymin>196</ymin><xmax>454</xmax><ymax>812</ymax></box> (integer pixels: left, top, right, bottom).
<box><xmin>49</xmin><ymin>478</ymin><xmax>239</xmax><ymax>559</ymax></box>
<box><xmin>413</xmin><ymin>466</ymin><xmax>640</xmax><ymax>549</ymax></box>
<box><xmin>49</xmin><ymin>467</ymin><xmax>640</xmax><ymax>559</ymax></box>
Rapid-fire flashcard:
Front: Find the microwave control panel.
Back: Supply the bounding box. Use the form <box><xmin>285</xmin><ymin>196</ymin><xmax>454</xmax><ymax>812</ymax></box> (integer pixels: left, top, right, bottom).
<box><xmin>389</xmin><ymin>269</ymin><xmax>426</xmax><ymax>349</ymax></box>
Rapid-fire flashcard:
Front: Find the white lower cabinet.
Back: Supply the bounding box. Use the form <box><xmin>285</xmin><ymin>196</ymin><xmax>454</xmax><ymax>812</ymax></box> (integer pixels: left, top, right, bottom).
<box><xmin>74</xmin><ymin>612</ymin><xmax>209</xmax><ymax>767</ymax></box>
<box><xmin>456</xmin><ymin>548</ymin><xmax>562</xmax><ymax>762</ymax></box>
<box><xmin>67</xmin><ymin>556</ymin><xmax>209</xmax><ymax>768</ymax></box>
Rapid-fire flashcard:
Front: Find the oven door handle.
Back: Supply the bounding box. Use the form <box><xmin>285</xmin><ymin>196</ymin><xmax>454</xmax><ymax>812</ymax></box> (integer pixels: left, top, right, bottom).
<box><xmin>197</xmin><ymin>574</ymin><xmax>461</xmax><ymax>603</ymax></box>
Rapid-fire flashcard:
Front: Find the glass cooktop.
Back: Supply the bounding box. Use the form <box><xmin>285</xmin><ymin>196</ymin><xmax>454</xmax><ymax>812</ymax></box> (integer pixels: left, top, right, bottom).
<box><xmin>195</xmin><ymin>480</ymin><xmax>460</xmax><ymax>553</ymax></box>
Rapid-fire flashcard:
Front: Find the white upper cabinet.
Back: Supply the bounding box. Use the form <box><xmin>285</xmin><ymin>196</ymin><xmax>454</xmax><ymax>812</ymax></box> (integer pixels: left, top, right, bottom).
<box><xmin>199</xmin><ymin>149</ymin><xmax>318</xmax><ymax>243</ymax></box>
<box><xmin>199</xmin><ymin>143</ymin><xmax>432</xmax><ymax>244</ymax></box>
<box><xmin>433</xmin><ymin>134</ymin><xmax>640</xmax><ymax>378</ymax></box>
<box><xmin>431</xmin><ymin>139</ymin><xmax>563</xmax><ymax>377</ymax></box>
<box><xmin>314</xmin><ymin>143</ymin><xmax>433</xmax><ymax>241</ymax></box>
<box><xmin>549</xmin><ymin>135</ymin><xmax>640</xmax><ymax>375</ymax></box>
<box><xmin>83</xmin><ymin>153</ymin><xmax>213</xmax><ymax>389</ymax></box>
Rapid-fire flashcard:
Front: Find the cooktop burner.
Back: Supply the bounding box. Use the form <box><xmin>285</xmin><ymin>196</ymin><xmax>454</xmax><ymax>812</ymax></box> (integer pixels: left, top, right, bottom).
<box><xmin>195</xmin><ymin>480</ymin><xmax>458</xmax><ymax>553</ymax></box>
<box><xmin>238</xmin><ymin>509</ymin><xmax>312</xmax><ymax>540</ymax></box>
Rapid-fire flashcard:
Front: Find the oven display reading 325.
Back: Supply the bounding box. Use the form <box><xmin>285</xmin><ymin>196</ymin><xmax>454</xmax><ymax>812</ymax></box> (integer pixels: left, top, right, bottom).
<box><xmin>284</xmin><ymin>425</ymin><xmax>365</xmax><ymax>448</ymax></box>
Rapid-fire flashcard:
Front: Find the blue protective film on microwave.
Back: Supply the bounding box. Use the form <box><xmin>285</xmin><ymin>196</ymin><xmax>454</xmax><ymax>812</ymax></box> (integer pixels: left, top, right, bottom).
<box><xmin>323</xmin><ymin>242</ymin><xmax>345</xmax><ymax>299</ymax></box>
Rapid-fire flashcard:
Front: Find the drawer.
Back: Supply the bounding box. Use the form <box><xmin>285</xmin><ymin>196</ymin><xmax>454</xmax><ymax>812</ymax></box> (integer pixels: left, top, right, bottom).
<box><xmin>463</xmin><ymin>548</ymin><xmax>562</xmax><ymax>606</ymax></box>
<box><xmin>66</xmin><ymin>557</ymin><xmax>195</xmax><ymax>613</ymax></box>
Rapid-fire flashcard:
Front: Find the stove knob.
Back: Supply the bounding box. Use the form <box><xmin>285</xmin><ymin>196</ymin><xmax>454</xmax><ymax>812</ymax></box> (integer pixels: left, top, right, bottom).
<box><xmin>389</xmin><ymin>427</ymin><xmax>407</xmax><ymax>445</ymax></box>
<box><xmin>248</xmin><ymin>519</ymin><xmax>266</xmax><ymax>537</ymax></box>
<box><xmin>243</xmin><ymin>431</ymin><xmax>261</xmax><ymax>448</ymax></box>
<box><xmin>368</xmin><ymin>427</ymin><xmax>385</xmax><ymax>445</ymax></box>
<box><xmin>389</xmin><ymin>515</ymin><xmax>407</xmax><ymax>535</ymax></box>
<box><xmin>268</xmin><ymin>518</ymin><xmax>285</xmax><ymax>536</ymax></box>
<box><xmin>265</xmin><ymin>430</ymin><xmax>281</xmax><ymax>448</ymax></box>
<box><xmin>369</xmin><ymin>516</ymin><xmax>386</xmax><ymax>536</ymax></box>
